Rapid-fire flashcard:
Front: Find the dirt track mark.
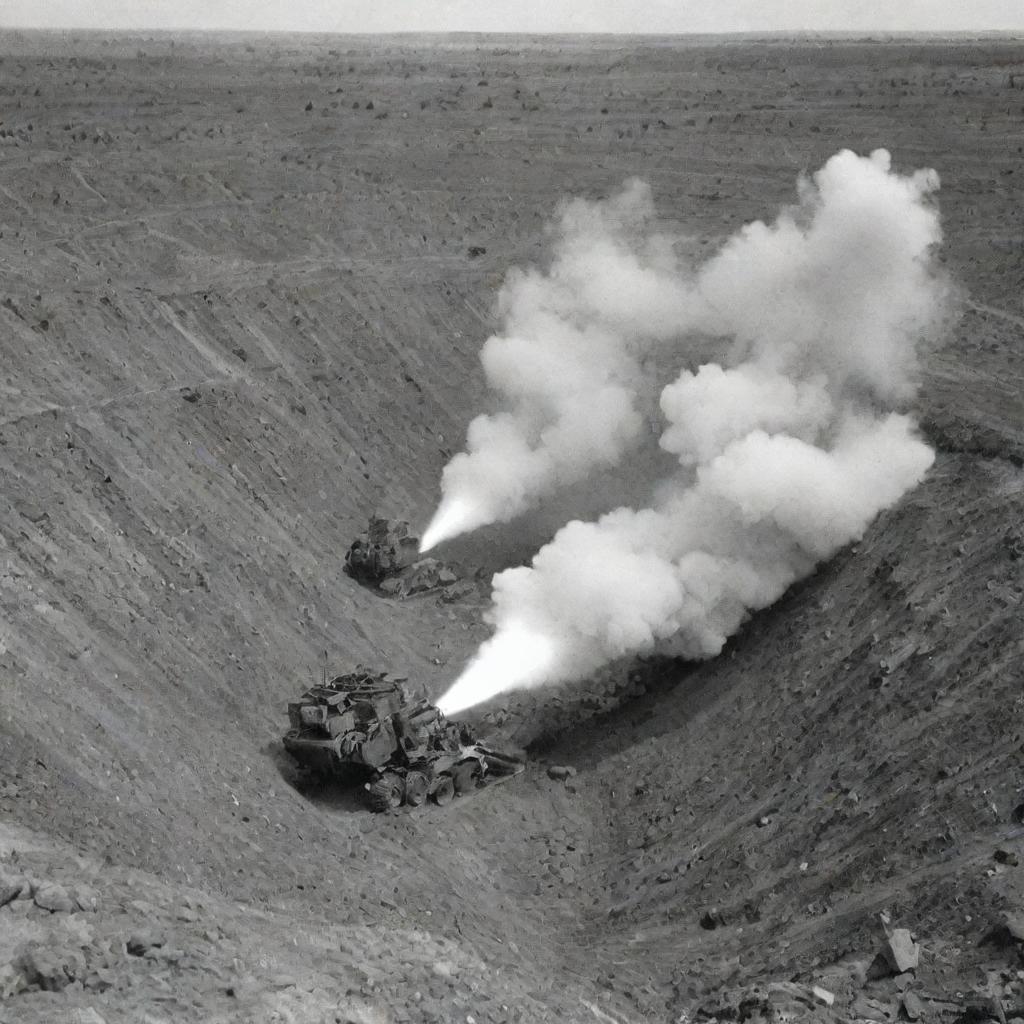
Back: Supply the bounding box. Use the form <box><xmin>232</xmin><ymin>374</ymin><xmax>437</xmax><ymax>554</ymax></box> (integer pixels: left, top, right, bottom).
<box><xmin>67</xmin><ymin>163</ymin><xmax>108</xmax><ymax>202</ymax></box>
<box><xmin>155</xmin><ymin>298</ymin><xmax>257</xmax><ymax>384</ymax></box>
<box><xmin>967</xmin><ymin>300</ymin><xmax>1024</xmax><ymax>333</ymax></box>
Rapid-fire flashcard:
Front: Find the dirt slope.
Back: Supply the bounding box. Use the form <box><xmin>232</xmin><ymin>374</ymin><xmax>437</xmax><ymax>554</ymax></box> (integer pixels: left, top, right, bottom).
<box><xmin>0</xmin><ymin>31</ymin><xmax>1022</xmax><ymax>1024</ymax></box>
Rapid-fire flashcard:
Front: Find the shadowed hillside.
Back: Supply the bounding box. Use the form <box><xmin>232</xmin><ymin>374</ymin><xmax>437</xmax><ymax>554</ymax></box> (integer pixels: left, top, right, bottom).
<box><xmin>0</xmin><ymin>32</ymin><xmax>1022</xmax><ymax>1024</ymax></box>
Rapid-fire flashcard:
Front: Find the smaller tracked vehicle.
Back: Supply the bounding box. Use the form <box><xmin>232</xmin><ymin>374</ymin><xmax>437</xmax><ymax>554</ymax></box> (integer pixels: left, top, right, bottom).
<box><xmin>283</xmin><ymin>667</ymin><xmax>524</xmax><ymax>811</ymax></box>
<box><xmin>344</xmin><ymin>517</ymin><xmax>419</xmax><ymax>584</ymax></box>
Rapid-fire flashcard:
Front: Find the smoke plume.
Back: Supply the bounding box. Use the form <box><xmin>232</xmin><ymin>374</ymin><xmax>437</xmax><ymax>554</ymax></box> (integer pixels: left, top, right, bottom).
<box><xmin>420</xmin><ymin>180</ymin><xmax>691</xmax><ymax>551</ymax></box>
<box><xmin>430</xmin><ymin>150</ymin><xmax>947</xmax><ymax>716</ymax></box>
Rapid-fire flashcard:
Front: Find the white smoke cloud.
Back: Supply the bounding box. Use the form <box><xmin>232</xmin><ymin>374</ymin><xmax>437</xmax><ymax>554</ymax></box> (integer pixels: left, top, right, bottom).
<box><xmin>433</xmin><ymin>149</ymin><xmax>947</xmax><ymax>716</ymax></box>
<box><xmin>659</xmin><ymin>364</ymin><xmax>834</xmax><ymax>467</ymax></box>
<box><xmin>420</xmin><ymin>180</ymin><xmax>692</xmax><ymax>551</ymax></box>
<box><xmin>692</xmin><ymin>150</ymin><xmax>943</xmax><ymax>403</ymax></box>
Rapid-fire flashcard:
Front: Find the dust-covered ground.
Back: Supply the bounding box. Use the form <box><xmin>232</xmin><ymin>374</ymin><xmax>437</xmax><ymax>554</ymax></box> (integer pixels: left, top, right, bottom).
<box><xmin>0</xmin><ymin>30</ymin><xmax>1022</xmax><ymax>1024</ymax></box>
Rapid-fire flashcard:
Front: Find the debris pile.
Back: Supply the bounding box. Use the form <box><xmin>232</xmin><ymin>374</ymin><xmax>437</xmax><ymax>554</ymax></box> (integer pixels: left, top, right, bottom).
<box><xmin>345</xmin><ymin>517</ymin><xmax>479</xmax><ymax>601</ymax></box>
<box><xmin>379</xmin><ymin>556</ymin><xmax>475</xmax><ymax>601</ymax></box>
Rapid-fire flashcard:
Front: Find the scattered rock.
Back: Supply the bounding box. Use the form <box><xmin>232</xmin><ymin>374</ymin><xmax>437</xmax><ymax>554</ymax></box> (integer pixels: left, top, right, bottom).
<box><xmin>126</xmin><ymin>931</ymin><xmax>164</xmax><ymax>956</ymax></box>
<box><xmin>0</xmin><ymin>961</ymin><xmax>27</xmax><ymax>998</ymax></box>
<box><xmin>0</xmin><ymin>882</ymin><xmax>23</xmax><ymax>908</ymax></box>
<box><xmin>147</xmin><ymin>945</ymin><xmax>184</xmax><ymax>963</ymax></box>
<box><xmin>756</xmin><ymin>816</ymin><xmax>771</xmax><ymax>827</ymax></box>
<box><xmin>902</xmin><ymin>991</ymin><xmax>924</xmax><ymax>1020</ymax></box>
<box><xmin>812</xmin><ymin>985</ymin><xmax>835</xmax><ymax>1006</ymax></box>
<box><xmin>180</xmin><ymin>387</ymin><xmax>199</xmax><ymax>403</ymax></box>
<box><xmin>16</xmin><ymin>942</ymin><xmax>85</xmax><ymax>991</ymax></box>
<box><xmin>380</xmin><ymin>558</ymin><xmax>465</xmax><ymax>599</ymax></box>
<box><xmin>851</xmin><ymin>992</ymin><xmax>893</xmax><ymax>1021</ymax></box>
<box><xmin>71</xmin><ymin>1009</ymin><xmax>108</xmax><ymax>1024</ymax></box>
<box><xmin>1005</xmin><ymin>913</ymin><xmax>1024</xmax><ymax>942</ymax></box>
<box><xmin>72</xmin><ymin>884</ymin><xmax>100</xmax><ymax>912</ymax></box>
<box><xmin>995</xmin><ymin>847</ymin><xmax>1020</xmax><ymax>866</ymax></box>
<box><xmin>440</xmin><ymin>581</ymin><xmax>477</xmax><ymax>603</ymax></box>
<box><xmin>62</xmin><ymin>914</ymin><xmax>95</xmax><ymax>946</ymax></box>
<box><xmin>20</xmin><ymin>504</ymin><xmax>49</xmax><ymax>524</ymax></box>
<box><xmin>225</xmin><ymin>973</ymin><xmax>261</xmax><ymax>999</ymax></box>
<box><xmin>866</xmin><ymin>952</ymin><xmax>894</xmax><ymax>981</ymax></box>
<box><xmin>33</xmin><ymin>882</ymin><xmax>75</xmax><ymax>913</ymax></box>
<box><xmin>547</xmin><ymin>765</ymin><xmax>577</xmax><ymax>781</ymax></box>
<box><xmin>885</xmin><ymin>928</ymin><xmax>920</xmax><ymax>974</ymax></box>
<box><xmin>765</xmin><ymin>982</ymin><xmax>815</xmax><ymax>1013</ymax></box>
<box><xmin>699</xmin><ymin>908</ymin><xmax>726</xmax><ymax>930</ymax></box>
<box><xmin>431</xmin><ymin>960</ymin><xmax>455</xmax><ymax>980</ymax></box>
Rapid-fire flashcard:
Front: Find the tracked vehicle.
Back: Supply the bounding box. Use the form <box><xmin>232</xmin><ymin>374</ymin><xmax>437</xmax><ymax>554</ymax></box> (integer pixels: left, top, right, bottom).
<box><xmin>283</xmin><ymin>667</ymin><xmax>524</xmax><ymax>811</ymax></box>
<box><xmin>344</xmin><ymin>517</ymin><xmax>419</xmax><ymax>583</ymax></box>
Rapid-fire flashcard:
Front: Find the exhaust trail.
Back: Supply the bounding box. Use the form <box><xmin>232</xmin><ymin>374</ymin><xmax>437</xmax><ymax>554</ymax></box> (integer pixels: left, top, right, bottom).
<box><xmin>420</xmin><ymin>179</ymin><xmax>692</xmax><ymax>552</ymax></box>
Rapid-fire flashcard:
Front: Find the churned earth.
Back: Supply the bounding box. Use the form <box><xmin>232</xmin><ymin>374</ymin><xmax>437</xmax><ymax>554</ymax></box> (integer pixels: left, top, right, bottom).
<box><xmin>0</xmin><ymin>30</ymin><xmax>1022</xmax><ymax>1024</ymax></box>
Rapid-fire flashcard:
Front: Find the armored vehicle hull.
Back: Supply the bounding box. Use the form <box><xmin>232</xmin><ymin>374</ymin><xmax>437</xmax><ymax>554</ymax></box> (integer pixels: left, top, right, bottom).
<box><xmin>283</xmin><ymin>667</ymin><xmax>524</xmax><ymax>811</ymax></box>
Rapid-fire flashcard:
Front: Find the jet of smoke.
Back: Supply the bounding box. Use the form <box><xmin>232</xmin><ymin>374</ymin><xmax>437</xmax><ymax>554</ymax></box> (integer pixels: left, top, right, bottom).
<box><xmin>420</xmin><ymin>180</ymin><xmax>692</xmax><ymax>551</ymax></box>
<box><xmin>433</xmin><ymin>149</ymin><xmax>947</xmax><ymax>715</ymax></box>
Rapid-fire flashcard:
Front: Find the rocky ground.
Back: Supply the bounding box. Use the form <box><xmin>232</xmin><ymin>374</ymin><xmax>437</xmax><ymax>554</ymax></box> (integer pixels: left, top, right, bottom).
<box><xmin>0</xmin><ymin>30</ymin><xmax>1022</xmax><ymax>1024</ymax></box>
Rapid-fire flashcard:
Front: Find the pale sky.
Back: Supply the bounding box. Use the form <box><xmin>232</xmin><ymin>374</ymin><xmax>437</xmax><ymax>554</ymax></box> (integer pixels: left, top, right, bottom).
<box><xmin>2</xmin><ymin>1</ymin><xmax>1022</xmax><ymax>34</ymax></box>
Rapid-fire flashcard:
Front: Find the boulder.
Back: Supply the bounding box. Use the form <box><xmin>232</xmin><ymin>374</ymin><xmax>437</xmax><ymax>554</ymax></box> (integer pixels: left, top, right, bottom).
<box><xmin>812</xmin><ymin>985</ymin><xmax>835</xmax><ymax>1007</ymax></box>
<box><xmin>33</xmin><ymin>882</ymin><xmax>75</xmax><ymax>913</ymax></box>
<box><xmin>885</xmin><ymin>928</ymin><xmax>920</xmax><ymax>973</ymax></box>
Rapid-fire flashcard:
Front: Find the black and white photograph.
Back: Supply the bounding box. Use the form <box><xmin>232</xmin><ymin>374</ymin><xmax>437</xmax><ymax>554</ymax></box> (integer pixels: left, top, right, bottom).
<box><xmin>0</xmin><ymin>1</ymin><xmax>1022</xmax><ymax>1022</ymax></box>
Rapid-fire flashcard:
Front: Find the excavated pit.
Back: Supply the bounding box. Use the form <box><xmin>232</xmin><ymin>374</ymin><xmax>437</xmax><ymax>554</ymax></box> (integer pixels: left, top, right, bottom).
<box><xmin>0</xmin><ymin>32</ymin><xmax>1022</xmax><ymax>1024</ymax></box>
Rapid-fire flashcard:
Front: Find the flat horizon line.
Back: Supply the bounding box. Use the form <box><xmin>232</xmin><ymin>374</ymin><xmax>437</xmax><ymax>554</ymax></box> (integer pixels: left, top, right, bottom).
<box><xmin>1</xmin><ymin>26</ymin><xmax>1022</xmax><ymax>40</ymax></box>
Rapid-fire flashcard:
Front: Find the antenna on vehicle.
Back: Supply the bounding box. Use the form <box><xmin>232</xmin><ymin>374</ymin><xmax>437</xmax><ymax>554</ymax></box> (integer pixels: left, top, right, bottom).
<box><xmin>322</xmin><ymin>649</ymin><xmax>328</xmax><ymax>687</ymax></box>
